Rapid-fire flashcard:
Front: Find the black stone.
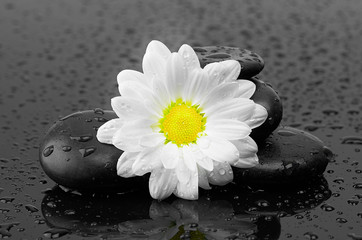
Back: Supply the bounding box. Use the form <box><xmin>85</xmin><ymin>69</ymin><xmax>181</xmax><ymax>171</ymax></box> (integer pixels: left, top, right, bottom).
<box><xmin>249</xmin><ymin>77</ymin><xmax>283</xmax><ymax>143</ymax></box>
<box><xmin>39</xmin><ymin>109</ymin><xmax>147</xmax><ymax>192</ymax></box>
<box><xmin>194</xmin><ymin>46</ymin><xmax>264</xmax><ymax>79</ymax></box>
<box><xmin>233</xmin><ymin>126</ymin><xmax>332</xmax><ymax>186</ymax></box>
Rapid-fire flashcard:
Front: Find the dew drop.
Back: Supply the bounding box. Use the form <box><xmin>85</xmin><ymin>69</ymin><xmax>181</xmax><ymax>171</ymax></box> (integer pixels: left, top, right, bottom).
<box><xmin>256</xmin><ymin>200</ymin><xmax>270</xmax><ymax>207</ymax></box>
<box><xmin>43</xmin><ymin>228</ymin><xmax>70</xmax><ymax>239</ymax></box>
<box><xmin>341</xmin><ymin>136</ymin><xmax>362</xmax><ymax>145</ymax></box>
<box><xmin>25</xmin><ymin>204</ymin><xmax>39</xmax><ymax>213</ymax></box>
<box><xmin>93</xmin><ymin>108</ymin><xmax>104</xmax><ymax>115</ymax></box>
<box><xmin>336</xmin><ymin>217</ymin><xmax>347</xmax><ymax>223</ymax></box>
<box><xmin>219</xmin><ymin>168</ymin><xmax>226</xmax><ymax>175</ymax></box>
<box><xmin>43</xmin><ymin>145</ymin><xmax>54</xmax><ymax>157</ymax></box>
<box><xmin>94</xmin><ymin>117</ymin><xmax>108</xmax><ymax>122</ymax></box>
<box><xmin>333</xmin><ymin>178</ymin><xmax>344</xmax><ymax>184</ymax></box>
<box><xmin>46</xmin><ymin>202</ymin><xmax>56</xmax><ymax>208</ymax></box>
<box><xmin>304</xmin><ymin>232</ymin><xmax>319</xmax><ymax>239</ymax></box>
<box><xmin>320</xmin><ymin>203</ymin><xmax>335</xmax><ymax>212</ymax></box>
<box><xmin>353</xmin><ymin>183</ymin><xmax>362</xmax><ymax>189</ymax></box>
<box><xmin>70</xmin><ymin>135</ymin><xmax>93</xmax><ymax>142</ymax></box>
<box><xmin>62</xmin><ymin>146</ymin><xmax>72</xmax><ymax>152</ymax></box>
<box><xmin>79</xmin><ymin>147</ymin><xmax>96</xmax><ymax>157</ymax></box>
<box><xmin>64</xmin><ymin>209</ymin><xmax>76</xmax><ymax>215</ymax></box>
<box><xmin>347</xmin><ymin>199</ymin><xmax>359</xmax><ymax>206</ymax></box>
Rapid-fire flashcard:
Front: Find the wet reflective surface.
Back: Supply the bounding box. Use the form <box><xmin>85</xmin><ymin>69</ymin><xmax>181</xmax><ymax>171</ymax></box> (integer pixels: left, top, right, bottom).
<box><xmin>1</xmin><ymin>0</ymin><xmax>362</xmax><ymax>239</ymax></box>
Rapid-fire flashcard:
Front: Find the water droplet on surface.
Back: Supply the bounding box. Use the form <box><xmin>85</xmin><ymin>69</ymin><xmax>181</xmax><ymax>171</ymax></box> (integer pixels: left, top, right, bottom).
<box><xmin>321</xmin><ymin>203</ymin><xmax>335</xmax><ymax>212</ymax></box>
<box><xmin>333</xmin><ymin>178</ymin><xmax>344</xmax><ymax>184</ymax></box>
<box><xmin>43</xmin><ymin>145</ymin><xmax>54</xmax><ymax>157</ymax></box>
<box><xmin>43</xmin><ymin>228</ymin><xmax>70</xmax><ymax>239</ymax></box>
<box><xmin>94</xmin><ymin>117</ymin><xmax>108</xmax><ymax>122</ymax></box>
<box><xmin>304</xmin><ymin>232</ymin><xmax>319</xmax><ymax>239</ymax></box>
<box><xmin>79</xmin><ymin>147</ymin><xmax>96</xmax><ymax>157</ymax></box>
<box><xmin>25</xmin><ymin>204</ymin><xmax>39</xmax><ymax>213</ymax></box>
<box><xmin>62</xmin><ymin>146</ymin><xmax>72</xmax><ymax>152</ymax></box>
<box><xmin>70</xmin><ymin>135</ymin><xmax>93</xmax><ymax>142</ymax></box>
<box><xmin>336</xmin><ymin>217</ymin><xmax>348</xmax><ymax>223</ymax></box>
<box><xmin>353</xmin><ymin>183</ymin><xmax>362</xmax><ymax>189</ymax></box>
<box><xmin>93</xmin><ymin>108</ymin><xmax>104</xmax><ymax>115</ymax></box>
<box><xmin>341</xmin><ymin>136</ymin><xmax>362</xmax><ymax>145</ymax></box>
<box><xmin>347</xmin><ymin>199</ymin><xmax>359</xmax><ymax>206</ymax></box>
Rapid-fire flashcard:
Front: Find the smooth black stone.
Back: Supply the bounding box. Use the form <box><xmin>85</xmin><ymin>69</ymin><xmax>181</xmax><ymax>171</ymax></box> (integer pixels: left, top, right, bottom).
<box><xmin>233</xmin><ymin>126</ymin><xmax>332</xmax><ymax>186</ymax></box>
<box><xmin>194</xmin><ymin>46</ymin><xmax>264</xmax><ymax>79</ymax></box>
<box><xmin>249</xmin><ymin>77</ymin><xmax>283</xmax><ymax>143</ymax></box>
<box><xmin>39</xmin><ymin>109</ymin><xmax>147</xmax><ymax>192</ymax></box>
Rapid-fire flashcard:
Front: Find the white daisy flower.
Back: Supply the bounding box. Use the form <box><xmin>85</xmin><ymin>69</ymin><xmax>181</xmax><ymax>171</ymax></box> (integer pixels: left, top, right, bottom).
<box><xmin>97</xmin><ymin>40</ymin><xmax>268</xmax><ymax>200</ymax></box>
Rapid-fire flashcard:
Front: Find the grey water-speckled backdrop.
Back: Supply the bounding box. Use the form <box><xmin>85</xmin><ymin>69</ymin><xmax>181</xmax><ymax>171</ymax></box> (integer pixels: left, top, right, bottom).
<box><xmin>1</xmin><ymin>0</ymin><xmax>362</xmax><ymax>239</ymax></box>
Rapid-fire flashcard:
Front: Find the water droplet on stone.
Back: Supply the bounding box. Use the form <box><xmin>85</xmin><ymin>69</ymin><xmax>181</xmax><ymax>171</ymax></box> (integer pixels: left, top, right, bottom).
<box><xmin>353</xmin><ymin>183</ymin><xmax>362</xmax><ymax>189</ymax></box>
<box><xmin>93</xmin><ymin>108</ymin><xmax>104</xmax><ymax>115</ymax></box>
<box><xmin>43</xmin><ymin>145</ymin><xmax>54</xmax><ymax>157</ymax></box>
<box><xmin>70</xmin><ymin>135</ymin><xmax>93</xmax><ymax>142</ymax></box>
<box><xmin>336</xmin><ymin>217</ymin><xmax>347</xmax><ymax>223</ymax></box>
<box><xmin>341</xmin><ymin>136</ymin><xmax>362</xmax><ymax>145</ymax></box>
<box><xmin>333</xmin><ymin>178</ymin><xmax>344</xmax><ymax>184</ymax></box>
<box><xmin>304</xmin><ymin>232</ymin><xmax>319</xmax><ymax>239</ymax></box>
<box><xmin>347</xmin><ymin>199</ymin><xmax>359</xmax><ymax>206</ymax></box>
<box><xmin>62</xmin><ymin>146</ymin><xmax>72</xmax><ymax>152</ymax></box>
<box><xmin>79</xmin><ymin>147</ymin><xmax>96</xmax><ymax>157</ymax></box>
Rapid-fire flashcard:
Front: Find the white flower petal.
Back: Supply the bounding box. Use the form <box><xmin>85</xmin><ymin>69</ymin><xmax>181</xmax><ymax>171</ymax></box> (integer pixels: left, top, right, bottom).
<box><xmin>178</xmin><ymin>44</ymin><xmax>200</xmax><ymax>71</ymax></box>
<box><xmin>197</xmin><ymin>167</ymin><xmax>211</xmax><ymax>190</ymax></box>
<box><xmin>117</xmin><ymin>69</ymin><xmax>150</xmax><ymax>89</ymax></box>
<box><xmin>187</xmin><ymin>144</ymin><xmax>213</xmax><ymax>171</ymax></box>
<box><xmin>160</xmin><ymin>142</ymin><xmax>180</xmax><ymax>169</ymax></box>
<box><xmin>118</xmin><ymin>81</ymin><xmax>152</xmax><ymax>101</ymax></box>
<box><xmin>116</xmin><ymin>152</ymin><xmax>138</xmax><ymax>177</ymax></box>
<box><xmin>199</xmin><ymin>82</ymin><xmax>239</xmax><ymax>110</ymax></box>
<box><xmin>132</xmin><ymin>145</ymin><xmax>163</xmax><ymax>176</ymax></box>
<box><xmin>230</xmin><ymin>137</ymin><xmax>259</xmax><ymax>168</ymax></box>
<box><xmin>204</xmin><ymin>98</ymin><xmax>255</xmax><ymax>122</ymax></box>
<box><xmin>142</xmin><ymin>51</ymin><xmax>167</xmax><ymax>81</ymax></box>
<box><xmin>206</xmin><ymin>119</ymin><xmax>251</xmax><ymax>140</ymax></box>
<box><xmin>232</xmin><ymin>154</ymin><xmax>259</xmax><ymax>168</ymax></box>
<box><xmin>230</xmin><ymin>136</ymin><xmax>258</xmax><ymax>158</ymax></box>
<box><xmin>207</xmin><ymin>161</ymin><xmax>233</xmax><ymax>186</ymax></box>
<box><xmin>234</xmin><ymin>80</ymin><xmax>256</xmax><ymax>98</ymax></box>
<box><xmin>149</xmin><ymin>167</ymin><xmax>177</xmax><ymax>200</ymax></box>
<box><xmin>175</xmin><ymin>156</ymin><xmax>191</xmax><ymax>183</ymax></box>
<box><xmin>119</xmin><ymin>118</ymin><xmax>154</xmax><ymax>139</ymax></box>
<box><xmin>182</xmin><ymin>68</ymin><xmax>209</xmax><ymax>104</ymax></box>
<box><xmin>112</xmin><ymin>129</ymin><xmax>144</xmax><ymax>152</ymax></box>
<box><xmin>197</xmin><ymin>136</ymin><xmax>239</xmax><ymax>164</ymax></box>
<box><xmin>182</xmin><ymin>145</ymin><xmax>197</xmax><ymax>172</ymax></box>
<box><xmin>151</xmin><ymin>74</ymin><xmax>171</xmax><ymax>107</ymax></box>
<box><xmin>140</xmin><ymin>133</ymin><xmax>165</xmax><ymax>147</ymax></box>
<box><xmin>166</xmin><ymin>53</ymin><xmax>187</xmax><ymax>101</ymax></box>
<box><xmin>174</xmin><ymin>170</ymin><xmax>198</xmax><ymax>200</ymax></box>
<box><xmin>96</xmin><ymin>118</ymin><xmax>124</xmax><ymax>144</ymax></box>
<box><xmin>244</xmin><ymin>103</ymin><xmax>268</xmax><ymax>129</ymax></box>
<box><xmin>204</xmin><ymin>60</ymin><xmax>241</xmax><ymax>84</ymax></box>
<box><xmin>146</xmin><ymin>40</ymin><xmax>172</xmax><ymax>60</ymax></box>
<box><xmin>111</xmin><ymin>96</ymin><xmax>149</xmax><ymax>120</ymax></box>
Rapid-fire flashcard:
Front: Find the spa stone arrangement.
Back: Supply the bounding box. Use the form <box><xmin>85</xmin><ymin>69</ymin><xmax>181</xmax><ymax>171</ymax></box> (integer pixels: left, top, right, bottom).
<box><xmin>39</xmin><ymin>44</ymin><xmax>332</xmax><ymax>195</ymax></box>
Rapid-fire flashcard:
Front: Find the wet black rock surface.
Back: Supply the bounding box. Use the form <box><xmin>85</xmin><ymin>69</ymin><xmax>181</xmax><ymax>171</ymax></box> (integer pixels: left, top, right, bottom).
<box><xmin>194</xmin><ymin>46</ymin><xmax>265</xmax><ymax>79</ymax></box>
<box><xmin>1</xmin><ymin>0</ymin><xmax>362</xmax><ymax>239</ymax></box>
<box><xmin>234</xmin><ymin>126</ymin><xmax>331</xmax><ymax>186</ymax></box>
<box><xmin>39</xmin><ymin>109</ymin><xmax>147</xmax><ymax>192</ymax></box>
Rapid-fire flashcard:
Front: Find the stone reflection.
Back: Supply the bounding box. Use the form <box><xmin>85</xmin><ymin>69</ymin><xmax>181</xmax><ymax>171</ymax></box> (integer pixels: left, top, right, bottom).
<box><xmin>41</xmin><ymin>176</ymin><xmax>330</xmax><ymax>239</ymax></box>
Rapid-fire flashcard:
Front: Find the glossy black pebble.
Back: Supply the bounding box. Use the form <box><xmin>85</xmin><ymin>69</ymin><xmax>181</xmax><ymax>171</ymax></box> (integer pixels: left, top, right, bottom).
<box><xmin>194</xmin><ymin>45</ymin><xmax>264</xmax><ymax>79</ymax></box>
<box><xmin>39</xmin><ymin>109</ymin><xmax>147</xmax><ymax>192</ymax></box>
<box><xmin>249</xmin><ymin>77</ymin><xmax>283</xmax><ymax>143</ymax></box>
<box><xmin>233</xmin><ymin>126</ymin><xmax>332</xmax><ymax>186</ymax></box>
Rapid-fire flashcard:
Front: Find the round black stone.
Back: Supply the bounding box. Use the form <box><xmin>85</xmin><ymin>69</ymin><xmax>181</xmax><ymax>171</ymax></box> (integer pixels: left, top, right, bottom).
<box><xmin>39</xmin><ymin>109</ymin><xmax>147</xmax><ymax>192</ymax></box>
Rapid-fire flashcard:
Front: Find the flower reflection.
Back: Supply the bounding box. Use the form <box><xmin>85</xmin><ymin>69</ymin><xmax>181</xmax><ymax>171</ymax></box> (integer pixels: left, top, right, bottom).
<box><xmin>117</xmin><ymin>198</ymin><xmax>256</xmax><ymax>239</ymax></box>
<box><xmin>41</xmin><ymin>176</ymin><xmax>330</xmax><ymax>239</ymax></box>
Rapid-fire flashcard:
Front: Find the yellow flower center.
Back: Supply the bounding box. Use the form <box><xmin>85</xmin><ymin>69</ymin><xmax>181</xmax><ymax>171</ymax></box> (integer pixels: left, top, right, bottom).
<box><xmin>159</xmin><ymin>99</ymin><xmax>206</xmax><ymax>147</ymax></box>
